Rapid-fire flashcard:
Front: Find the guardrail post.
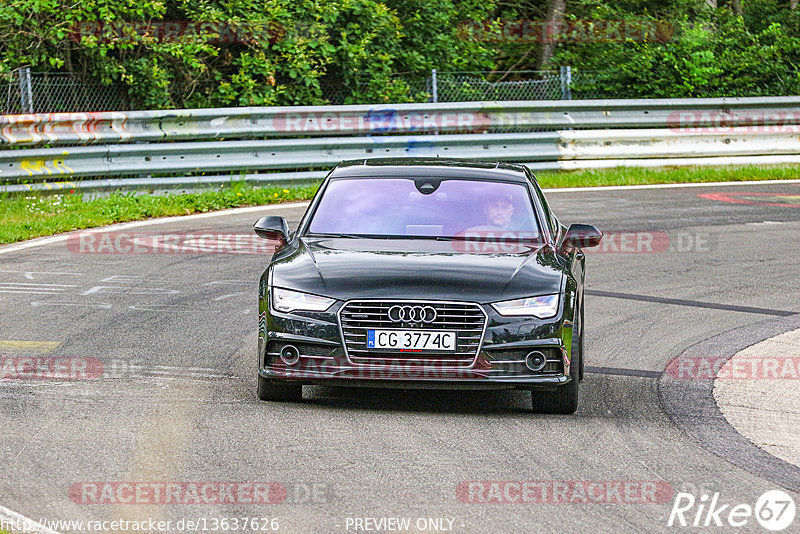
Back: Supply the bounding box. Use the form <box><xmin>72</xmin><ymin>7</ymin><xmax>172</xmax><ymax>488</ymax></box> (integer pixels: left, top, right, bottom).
<box><xmin>17</xmin><ymin>67</ymin><xmax>34</xmax><ymax>114</ymax></box>
<box><xmin>560</xmin><ymin>66</ymin><xmax>572</xmax><ymax>100</ymax></box>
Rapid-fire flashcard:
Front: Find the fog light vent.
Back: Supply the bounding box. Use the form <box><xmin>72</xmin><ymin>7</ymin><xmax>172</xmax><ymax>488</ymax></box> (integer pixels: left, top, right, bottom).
<box><xmin>525</xmin><ymin>351</ymin><xmax>547</xmax><ymax>372</ymax></box>
<box><xmin>280</xmin><ymin>345</ymin><xmax>300</xmax><ymax>366</ymax></box>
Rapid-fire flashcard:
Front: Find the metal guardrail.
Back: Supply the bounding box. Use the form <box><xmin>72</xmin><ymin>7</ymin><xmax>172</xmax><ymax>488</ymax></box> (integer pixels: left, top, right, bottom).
<box><xmin>0</xmin><ymin>132</ymin><xmax>564</xmax><ymax>181</ymax></box>
<box><xmin>5</xmin><ymin>127</ymin><xmax>800</xmax><ymax>182</ymax></box>
<box><xmin>4</xmin><ymin>96</ymin><xmax>800</xmax><ymax>146</ymax></box>
<box><xmin>2</xmin><ymin>96</ymin><xmax>800</xmax><ymax>192</ymax></box>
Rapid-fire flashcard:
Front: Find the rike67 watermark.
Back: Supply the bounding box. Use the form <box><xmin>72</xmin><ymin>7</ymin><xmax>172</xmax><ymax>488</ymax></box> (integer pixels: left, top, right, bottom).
<box><xmin>668</xmin><ymin>490</ymin><xmax>796</xmax><ymax>530</ymax></box>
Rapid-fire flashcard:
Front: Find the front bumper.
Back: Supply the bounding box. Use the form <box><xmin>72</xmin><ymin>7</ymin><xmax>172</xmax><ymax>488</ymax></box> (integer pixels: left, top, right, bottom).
<box><xmin>259</xmin><ymin>370</ymin><xmax>569</xmax><ymax>391</ymax></box>
<box><xmin>258</xmin><ymin>300</ymin><xmax>574</xmax><ymax>391</ymax></box>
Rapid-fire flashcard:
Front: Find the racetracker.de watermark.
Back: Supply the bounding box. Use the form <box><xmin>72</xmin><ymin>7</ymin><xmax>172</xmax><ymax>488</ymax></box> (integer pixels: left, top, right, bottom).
<box><xmin>267</xmin><ymin>355</ymin><xmax>506</xmax><ymax>380</ymax></box>
<box><xmin>269</xmin><ymin>109</ymin><xmax>491</xmax><ymax>133</ymax></box>
<box><xmin>668</xmin><ymin>110</ymin><xmax>800</xmax><ymax>134</ymax></box>
<box><xmin>69</xmin><ymin>482</ymin><xmax>286</xmax><ymax>505</ymax></box>
<box><xmin>448</xmin><ymin>230</ymin><xmax>712</xmax><ymax>254</ymax></box>
<box><xmin>0</xmin><ymin>356</ymin><xmax>103</xmax><ymax>380</ymax></box>
<box><xmin>456</xmin><ymin>480</ymin><xmax>674</xmax><ymax>504</ymax></box>
<box><xmin>70</xmin><ymin>21</ymin><xmax>284</xmax><ymax>44</ymax></box>
<box><xmin>665</xmin><ymin>356</ymin><xmax>800</xmax><ymax>380</ymax></box>
<box><xmin>67</xmin><ymin>232</ymin><xmax>278</xmax><ymax>254</ymax></box>
<box><xmin>457</xmin><ymin>19</ymin><xmax>675</xmax><ymax>43</ymax></box>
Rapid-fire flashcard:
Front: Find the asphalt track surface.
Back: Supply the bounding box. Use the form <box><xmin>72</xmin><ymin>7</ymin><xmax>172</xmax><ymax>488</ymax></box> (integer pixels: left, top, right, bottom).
<box><xmin>1</xmin><ymin>182</ymin><xmax>799</xmax><ymax>533</ymax></box>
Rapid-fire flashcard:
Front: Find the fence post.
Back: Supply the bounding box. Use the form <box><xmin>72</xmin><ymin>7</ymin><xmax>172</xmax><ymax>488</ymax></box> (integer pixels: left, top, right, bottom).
<box><xmin>17</xmin><ymin>67</ymin><xmax>34</xmax><ymax>114</ymax></box>
<box><xmin>560</xmin><ymin>66</ymin><xmax>572</xmax><ymax>100</ymax></box>
<box><xmin>431</xmin><ymin>69</ymin><xmax>438</xmax><ymax>103</ymax></box>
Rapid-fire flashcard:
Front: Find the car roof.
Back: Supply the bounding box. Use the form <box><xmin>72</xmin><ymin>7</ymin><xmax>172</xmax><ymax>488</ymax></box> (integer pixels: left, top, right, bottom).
<box><xmin>329</xmin><ymin>158</ymin><xmax>533</xmax><ymax>183</ymax></box>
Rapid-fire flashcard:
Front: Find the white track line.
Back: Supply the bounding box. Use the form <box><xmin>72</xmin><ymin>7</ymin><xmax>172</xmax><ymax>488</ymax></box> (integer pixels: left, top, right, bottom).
<box><xmin>0</xmin><ymin>504</ymin><xmax>60</xmax><ymax>534</ymax></box>
<box><xmin>544</xmin><ymin>178</ymin><xmax>800</xmax><ymax>193</ymax></box>
<box><xmin>0</xmin><ymin>202</ymin><xmax>309</xmax><ymax>256</ymax></box>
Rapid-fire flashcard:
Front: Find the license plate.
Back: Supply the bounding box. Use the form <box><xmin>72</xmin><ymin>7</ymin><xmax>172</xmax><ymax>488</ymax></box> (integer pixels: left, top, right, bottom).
<box><xmin>366</xmin><ymin>330</ymin><xmax>456</xmax><ymax>351</ymax></box>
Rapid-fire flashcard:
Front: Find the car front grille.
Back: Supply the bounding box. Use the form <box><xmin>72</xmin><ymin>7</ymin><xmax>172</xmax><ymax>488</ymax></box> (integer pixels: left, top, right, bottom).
<box><xmin>339</xmin><ymin>300</ymin><xmax>487</xmax><ymax>367</ymax></box>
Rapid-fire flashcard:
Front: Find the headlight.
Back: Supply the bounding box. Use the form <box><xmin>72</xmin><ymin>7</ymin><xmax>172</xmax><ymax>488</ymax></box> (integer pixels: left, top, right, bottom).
<box><xmin>272</xmin><ymin>287</ymin><xmax>335</xmax><ymax>313</ymax></box>
<box><xmin>491</xmin><ymin>294</ymin><xmax>559</xmax><ymax>318</ymax></box>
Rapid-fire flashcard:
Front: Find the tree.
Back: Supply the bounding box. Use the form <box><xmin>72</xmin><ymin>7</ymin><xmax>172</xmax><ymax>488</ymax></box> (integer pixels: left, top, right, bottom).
<box><xmin>537</xmin><ymin>0</ymin><xmax>566</xmax><ymax>69</ymax></box>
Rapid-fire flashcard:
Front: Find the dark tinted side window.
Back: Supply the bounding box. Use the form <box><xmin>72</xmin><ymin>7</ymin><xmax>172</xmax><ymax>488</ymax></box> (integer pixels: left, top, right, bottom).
<box><xmin>528</xmin><ymin>173</ymin><xmax>557</xmax><ymax>238</ymax></box>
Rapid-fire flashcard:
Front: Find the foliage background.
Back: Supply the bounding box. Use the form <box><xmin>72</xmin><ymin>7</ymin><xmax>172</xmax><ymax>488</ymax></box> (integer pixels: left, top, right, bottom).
<box><xmin>1</xmin><ymin>0</ymin><xmax>799</xmax><ymax>108</ymax></box>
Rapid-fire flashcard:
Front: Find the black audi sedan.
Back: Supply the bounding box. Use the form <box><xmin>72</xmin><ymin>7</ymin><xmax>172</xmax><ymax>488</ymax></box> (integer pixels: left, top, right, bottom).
<box><xmin>254</xmin><ymin>159</ymin><xmax>602</xmax><ymax>413</ymax></box>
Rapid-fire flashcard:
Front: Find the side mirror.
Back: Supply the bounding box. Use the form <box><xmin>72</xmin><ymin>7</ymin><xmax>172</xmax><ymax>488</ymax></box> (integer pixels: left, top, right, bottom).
<box><xmin>563</xmin><ymin>224</ymin><xmax>603</xmax><ymax>249</ymax></box>
<box><xmin>253</xmin><ymin>216</ymin><xmax>290</xmax><ymax>246</ymax></box>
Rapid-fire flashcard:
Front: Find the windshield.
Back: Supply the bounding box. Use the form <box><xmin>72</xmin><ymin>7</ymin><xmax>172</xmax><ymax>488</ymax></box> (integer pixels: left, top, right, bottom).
<box><xmin>306</xmin><ymin>177</ymin><xmax>542</xmax><ymax>240</ymax></box>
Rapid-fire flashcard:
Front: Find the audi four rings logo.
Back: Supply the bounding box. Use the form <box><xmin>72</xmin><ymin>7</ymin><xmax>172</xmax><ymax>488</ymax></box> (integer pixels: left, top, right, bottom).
<box><xmin>388</xmin><ymin>305</ymin><xmax>437</xmax><ymax>323</ymax></box>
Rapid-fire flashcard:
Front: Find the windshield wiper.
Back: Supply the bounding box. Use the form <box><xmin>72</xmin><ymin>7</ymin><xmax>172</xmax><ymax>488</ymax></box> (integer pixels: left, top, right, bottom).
<box><xmin>306</xmin><ymin>232</ymin><xmax>361</xmax><ymax>239</ymax></box>
<box><xmin>308</xmin><ymin>233</ymin><xmax>427</xmax><ymax>240</ymax></box>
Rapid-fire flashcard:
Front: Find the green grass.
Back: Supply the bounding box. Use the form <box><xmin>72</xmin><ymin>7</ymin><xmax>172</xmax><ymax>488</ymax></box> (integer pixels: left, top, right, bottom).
<box><xmin>1</xmin><ymin>164</ymin><xmax>798</xmax><ymax>245</ymax></box>
<box><xmin>535</xmin><ymin>164</ymin><xmax>800</xmax><ymax>188</ymax></box>
<box><xmin>0</xmin><ymin>182</ymin><xmax>319</xmax><ymax>245</ymax></box>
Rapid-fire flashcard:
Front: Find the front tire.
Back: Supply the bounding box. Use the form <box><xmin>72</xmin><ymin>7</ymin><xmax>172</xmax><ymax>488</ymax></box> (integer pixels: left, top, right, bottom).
<box><xmin>531</xmin><ymin>304</ymin><xmax>582</xmax><ymax>414</ymax></box>
<box><xmin>530</xmin><ymin>366</ymin><xmax>578</xmax><ymax>414</ymax></box>
<box><xmin>257</xmin><ymin>375</ymin><xmax>303</xmax><ymax>402</ymax></box>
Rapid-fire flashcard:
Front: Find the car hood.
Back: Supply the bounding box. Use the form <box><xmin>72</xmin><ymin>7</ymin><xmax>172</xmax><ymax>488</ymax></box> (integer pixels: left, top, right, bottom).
<box><xmin>270</xmin><ymin>238</ymin><xmax>565</xmax><ymax>303</ymax></box>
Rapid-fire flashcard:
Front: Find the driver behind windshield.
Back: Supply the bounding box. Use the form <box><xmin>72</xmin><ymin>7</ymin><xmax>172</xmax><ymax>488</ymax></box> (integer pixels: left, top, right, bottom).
<box><xmin>465</xmin><ymin>192</ymin><xmax>515</xmax><ymax>232</ymax></box>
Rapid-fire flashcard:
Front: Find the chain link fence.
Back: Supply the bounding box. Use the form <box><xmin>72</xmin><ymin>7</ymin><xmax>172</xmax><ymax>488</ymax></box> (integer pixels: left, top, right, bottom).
<box><xmin>321</xmin><ymin>68</ymin><xmax>602</xmax><ymax>105</ymax></box>
<box><xmin>430</xmin><ymin>70</ymin><xmax>569</xmax><ymax>102</ymax></box>
<box><xmin>2</xmin><ymin>69</ymin><xmax>130</xmax><ymax>114</ymax></box>
<box><xmin>2</xmin><ymin>67</ymin><xmax>603</xmax><ymax>114</ymax></box>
